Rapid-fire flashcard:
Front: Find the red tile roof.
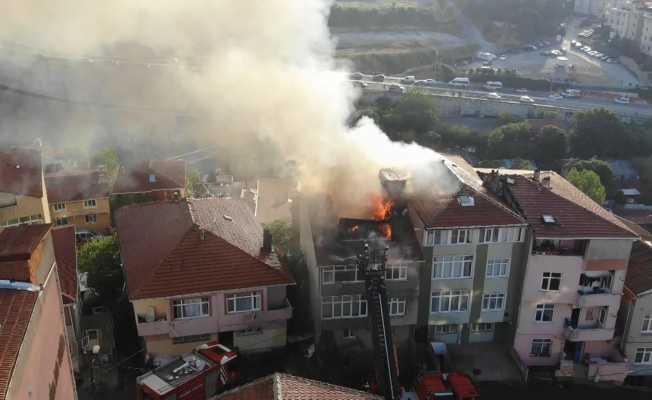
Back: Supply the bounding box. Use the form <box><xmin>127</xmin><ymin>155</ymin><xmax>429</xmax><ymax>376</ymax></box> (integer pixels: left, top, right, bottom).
<box><xmin>115</xmin><ymin>198</ymin><xmax>294</xmax><ymax>300</ymax></box>
<box><xmin>216</xmin><ymin>373</ymin><xmax>383</xmax><ymax>400</ymax></box>
<box><xmin>477</xmin><ymin>169</ymin><xmax>637</xmax><ymax>238</ymax></box>
<box><xmin>0</xmin><ymin>147</ymin><xmax>43</xmax><ymax>197</ymax></box>
<box><xmin>0</xmin><ymin>224</ymin><xmax>52</xmax><ymax>264</ymax></box>
<box><xmin>625</xmin><ymin>240</ymin><xmax>652</xmax><ymax>295</ymax></box>
<box><xmin>45</xmin><ymin>170</ymin><xmax>110</xmax><ymax>203</ymax></box>
<box><xmin>409</xmin><ymin>156</ymin><xmax>526</xmax><ymax>228</ymax></box>
<box><xmin>112</xmin><ymin>160</ymin><xmax>185</xmax><ymax>195</ymax></box>
<box><xmin>51</xmin><ymin>226</ymin><xmax>77</xmax><ymax>304</ymax></box>
<box><xmin>0</xmin><ymin>288</ymin><xmax>39</xmax><ymax>400</ymax></box>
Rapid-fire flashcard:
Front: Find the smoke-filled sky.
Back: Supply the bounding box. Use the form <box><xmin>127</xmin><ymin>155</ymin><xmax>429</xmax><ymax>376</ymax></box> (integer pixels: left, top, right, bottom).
<box><xmin>3</xmin><ymin>0</ymin><xmax>455</xmax><ymax>207</ymax></box>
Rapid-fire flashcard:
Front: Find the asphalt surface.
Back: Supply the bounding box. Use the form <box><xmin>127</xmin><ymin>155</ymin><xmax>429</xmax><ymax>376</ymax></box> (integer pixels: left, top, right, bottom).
<box><xmin>477</xmin><ymin>381</ymin><xmax>652</xmax><ymax>400</ymax></box>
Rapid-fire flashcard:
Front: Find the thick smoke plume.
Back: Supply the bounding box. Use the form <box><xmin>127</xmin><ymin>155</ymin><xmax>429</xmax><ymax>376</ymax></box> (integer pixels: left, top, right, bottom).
<box><xmin>2</xmin><ymin>0</ymin><xmax>453</xmax><ymax>208</ymax></box>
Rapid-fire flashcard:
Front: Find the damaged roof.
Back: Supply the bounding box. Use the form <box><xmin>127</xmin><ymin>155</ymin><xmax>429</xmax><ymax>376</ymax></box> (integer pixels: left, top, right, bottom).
<box><xmin>45</xmin><ymin>169</ymin><xmax>110</xmax><ymax>203</ymax></box>
<box><xmin>112</xmin><ymin>160</ymin><xmax>185</xmax><ymax>195</ymax></box>
<box><xmin>115</xmin><ymin>198</ymin><xmax>294</xmax><ymax>300</ymax></box>
<box><xmin>477</xmin><ymin>169</ymin><xmax>637</xmax><ymax>239</ymax></box>
<box><xmin>51</xmin><ymin>225</ymin><xmax>78</xmax><ymax>304</ymax></box>
<box><xmin>0</xmin><ymin>147</ymin><xmax>43</xmax><ymax>197</ymax></box>
<box><xmin>409</xmin><ymin>155</ymin><xmax>527</xmax><ymax>228</ymax></box>
<box><xmin>625</xmin><ymin>240</ymin><xmax>652</xmax><ymax>296</ymax></box>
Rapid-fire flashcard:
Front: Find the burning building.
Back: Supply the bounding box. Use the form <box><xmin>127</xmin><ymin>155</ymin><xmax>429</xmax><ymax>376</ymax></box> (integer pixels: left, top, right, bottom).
<box><xmin>298</xmin><ymin>167</ymin><xmax>423</xmax><ymax>372</ymax></box>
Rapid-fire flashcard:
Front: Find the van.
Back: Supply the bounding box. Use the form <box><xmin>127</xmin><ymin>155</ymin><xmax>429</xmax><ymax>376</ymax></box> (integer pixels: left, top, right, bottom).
<box><xmin>482</xmin><ymin>81</ymin><xmax>502</xmax><ymax>90</ymax></box>
<box><xmin>400</xmin><ymin>76</ymin><xmax>415</xmax><ymax>84</ymax></box>
<box><xmin>76</xmin><ymin>229</ymin><xmax>97</xmax><ymax>243</ymax></box>
<box><xmin>562</xmin><ymin>89</ymin><xmax>581</xmax><ymax>99</ymax></box>
<box><xmin>449</xmin><ymin>77</ymin><xmax>469</xmax><ymax>87</ymax></box>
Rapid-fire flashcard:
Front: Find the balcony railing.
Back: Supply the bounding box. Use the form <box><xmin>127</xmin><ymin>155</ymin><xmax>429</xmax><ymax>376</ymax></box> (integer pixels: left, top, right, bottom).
<box><xmin>563</xmin><ymin>324</ymin><xmax>615</xmax><ymax>342</ymax></box>
<box><xmin>532</xmin><ymin>240</ymin><xmax>586</xmax><ymax>257</ymax></box>
<box><xmin>220</xmin><ymin>298</ymin><xmax>293</xmax><ymax>329</ymax></box>
<box><xmin>573</xmin><ymin>290</ymin><xmax>620</xmax><ymax>309</ymax></box>
<box><xmin>136</xmin><ymin>315</ymin><xmax>168</xmax><ymax>336</ymax></box>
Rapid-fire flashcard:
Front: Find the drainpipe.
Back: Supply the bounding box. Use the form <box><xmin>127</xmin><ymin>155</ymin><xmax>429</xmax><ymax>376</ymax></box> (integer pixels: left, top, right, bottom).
<box><xmin>620</xmin><ymin>296</ymin><xmax>634</xmax><ymax>352</ymax></box>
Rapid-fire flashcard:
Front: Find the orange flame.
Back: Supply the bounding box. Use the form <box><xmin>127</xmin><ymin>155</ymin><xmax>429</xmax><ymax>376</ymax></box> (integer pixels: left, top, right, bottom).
<box><xmin>379</xmin><ymin>223</ymin><xmax>392</xmax><ymax>239</ymax></box>
<box><xmin>350</xmin><ymin>225</ymin><xmax>359</xmax><ymax>232</ymax></box>
<box><xmin>369</xmin><ymin>193</ymin><xmax>394</xmax><ymax>221</ymax></box>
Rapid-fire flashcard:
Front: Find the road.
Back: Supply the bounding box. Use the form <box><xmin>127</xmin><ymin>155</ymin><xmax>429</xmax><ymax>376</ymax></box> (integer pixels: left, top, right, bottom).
<box><xmin>354</xmin><ymin>74</ymin><xmax>652</xmax><ymax>117</ymax></box>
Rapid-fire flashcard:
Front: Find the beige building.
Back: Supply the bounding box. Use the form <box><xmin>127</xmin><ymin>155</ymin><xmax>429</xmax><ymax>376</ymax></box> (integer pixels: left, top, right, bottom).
<box><xmin>45</xmin><ymin>169</ymin><xmax>111</xmax><ymax>233</ymax></box>
<box><xmin>0</xmin><ymin>147</ymin><xmax>51</xmax><ymax>227</ymax></box>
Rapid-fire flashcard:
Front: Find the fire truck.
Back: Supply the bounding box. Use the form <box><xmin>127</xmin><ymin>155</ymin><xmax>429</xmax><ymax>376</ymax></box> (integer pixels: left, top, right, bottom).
<box><xmin>136</xmin><ymin>342</ymin><xmax>240</xmax><ymax>400</ymax></box>
<box><xmin>357</xmin><ymin>244</ymin><xmax>479</xmax><ymax>400</ymax></box>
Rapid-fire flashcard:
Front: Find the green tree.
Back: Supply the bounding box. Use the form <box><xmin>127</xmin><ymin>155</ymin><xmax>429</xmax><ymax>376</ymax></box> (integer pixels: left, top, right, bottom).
<box><xmin>497</xmin><ymin>110</ymin><xmax>523</xmax><ymax>125</ymax></box>
<box><xmin>478</xmin><ymin>159</ymin><xmax>501</xmax><ymax>168</ymax></box>
<box><xmin>569</xmin><ymin>108</ymin><xmax>627</xmax><ymax>158</ymax></box>
<box><xmin>565</xmin><ymin>159</ymin><xmax>614</xmax><ymax>189</ymax></box>
<box><xmin>536</xmin><ymin>110</ymin><xmax>561</xmax><ymax>119</ymax></box>
<box><xmin>511</xmin><ymin>158</ymin><xmax>534</xmax><ymax>170</ymax></box>
<box><xmin>90</xmin><ymin>148</ymin><xmax>119</xmax><ymax>190</ymax></box>
<box><xmin>77</xmin><ymin>235</ymin><xmax>123</xmax><ymax>304</ymax></box>
<box><xmin>566</xmin><ymin>168</ymin><xmax>607</xmax><ymax>205</ymax></box>
<box><xmin>390</xmin><ymin>89</ymin><xmax>438</xmax><ymax>134</ymax></box>
<box><xmin>536</xmin><ymin>125</ymin><xmax>567</xmax><ymax>162</ymax></box>
<box><xmin>614</xmin><ymin>190</ymin><xmax>627</xmax><ymax>205</ymax></box>
<box><xmin>263</xmin><ymin>218</ymin><xmax>293</xmax><ymax>255</ymax></box>
<box><xmin>185</xmin><ymin>166</ymin><xmax>202</xmax><ymax>197</ymax></box>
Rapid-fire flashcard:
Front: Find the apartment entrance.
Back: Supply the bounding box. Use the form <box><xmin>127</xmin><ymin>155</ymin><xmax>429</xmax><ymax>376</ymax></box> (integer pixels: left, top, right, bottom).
<box><xmin>564</xmin><ymin>340</ymin><xmax>584</xmax><ymax>363</ymax></box>
<box><xmin>219</xmin><ymin>331</ymin><xmax>234</xmax><ymax>348</ymax></box>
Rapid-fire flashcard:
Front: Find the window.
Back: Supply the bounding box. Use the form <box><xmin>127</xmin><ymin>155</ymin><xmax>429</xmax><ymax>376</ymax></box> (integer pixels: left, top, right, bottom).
<box><xmin>227</xmin><ymin>292</ymin><xmax>261</xmax><ymax>313</ymax></box>
<box><xmin>643</xmin><ymin>315</ymin><xmax>652</xmax><ymax>333</ymax></box>
<box><xmin>343</xmin><ymin>328</ymin><xmax>356</xmax><ymax>339</ymax></box>
<box><xmin>451</xmin><ymin>229</ymin><xmax>471</xmax><ymax>244</ymax></box>
<box><xmin>427</xmin><ymin>230</ymin><xmax>450</xmax><ymax>245</ymax></box>
<box><xmin>322</xmin><ymin>266</ymin><xmax>361</xmax><ymax>284</ymax></box>
<box><xmin>480</xmin><ymin>227</ymin><xmax>522</xmax><ymax>243</ymax></box>
<box><xmin>85</xmin><ymin>214</ymin><xmax>98</xmax><ymax>224</ymax></box>
<box><xmin>321</xmin><ymin>295</ymin><xmax>367</xmax><ymax>319</ymax></box>
<box><xmin>389</xmin><ymin>298</ymin><xmax>406</xmax><ymax>316</ymax></box>
<box><xmin>86</xmin><ymin>330</ymin><xmax>98</xmax><ymax>340</ymax></box>
<box><xmin>535</xmin><ymin>304</ymin><xmax>554</xmax><ymax>323</ymax></box>
<box><xmin>430</xmin><ymin>291</ymin><xmax>470</xmax><ymax>313</ymax></box>
<box><xmin>173</xmin><ymin>297</ymin><xmax>210</xmax><ymax>319</ymax></box>
<box><xmin>486</xmin><ymin>259</ymin><xmax>509</xmax><ymax>277</ymax></box>
<box><xmin>471</xmin><ymin>323</ymin><xmax>494</xmax><ymax>332</ymax></box>
<box><xmin>502</xmin><ymin>227</ymin><xmax>522</xmax><ymax>242</ymax></box>
<box><xmin>1</xmin><ymin>214</ymin><xmax>43</xmax><ymax>227</ymax></box>
<box><xmin>239</xmin><ymin>326</ymin><xmax>262</xmax><ymax>336</ymax></box>
<box><xmin>597</xmin><ymin>306</ymin><xmax>608</xmax><ymax>328</ymax></box>
<box><xmin>83</xmin><ymin>199</ymin><xmax>97</xmax><ymax>208</ymax></box>
<box><xmin>433</xmin><ymin>256</ymin><xmax>473</xmax><ymax>279</ymax></box>
<box><xmin>482</xmin><ymin>293</ymin><xmax>505</xmax><ymax>311</ymax></box>
<box><xmin>530</xmin><ymin>339</ymin><xmax>552</xmax><ymax>357</ymax></box>
<box><xmin>173</xmin><ymin>334</ymin><xmax>210</xmax><ymax>344</ymax></box>
<box><xmin>635</xmin><ymin>348</ymin><xmax>652</xmax><ymax>364</ymax></box>
<box><xmin>541</xmin><ymin>272</ymin><xmax>561</xmax><ymax>291</ymax></box>
<box><xmin>435</xmin><ymin>324</ymin><xmax>458</xmax><ymax>334</ymax></box>
<box><xmin>55</xmin><ymin>217</ymin><xmax>69</xmax><ymax>226</ymax></box>
<box><xmin>479</xmin><ymin>228</ymin><xmax>499</xmax><ymax>243</ymax></box>
<box><xmin>385</xmin><ymin>265</ymin><xmax>407</xmax><ymax>280</ymax></box>
<box><xmin>53</xmin><ymin>203</ymin><xmax>66</xmax><ymax>211</ymax></box>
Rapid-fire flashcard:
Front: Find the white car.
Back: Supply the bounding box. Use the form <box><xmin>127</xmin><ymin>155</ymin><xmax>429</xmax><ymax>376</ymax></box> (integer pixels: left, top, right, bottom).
<box><xmin>499</xmin><ymin>55</ymin><xmax>507</xmax><ymax>61</ymax></box>
<box><xmin>614</xmin><ymin>97</ymin><xmax>630</xmax><ymax>104</ymax></box>
<box><xmin>515</xmin><ymin>88</ymin><xmax>528</xmax><ymax>93</ymax></box>
<box><xmin>520</xmin><ymin>96</ymin><xmax>535</xmax><ymax>103</ymax></box>
<box><xmin>487</xmin><ymin>93</ymin><xmax>502</xmax><ymax>100</ymax></box>
<box><xmin>606</xmin><ymin>59</ymin><xmax>618</xmax><ymax>64</ymax></box>
<box><xmin>594</xmin><ymin>53</ymin><xmax>604</xmax><ymax>58</ymax></box>
<box><xmin>549</xmin><ymin>94</ymin><xmax>563</xmax><ymax>100</ymax></box>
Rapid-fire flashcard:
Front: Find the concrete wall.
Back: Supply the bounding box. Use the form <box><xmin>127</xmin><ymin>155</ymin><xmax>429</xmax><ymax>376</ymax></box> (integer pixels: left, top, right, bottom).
<box><xmin>623</xmin><ymin>293</ymin><xmax>652</xmax><ymax>375</ymax></box>
<box><xmin>50</xmin><ymin>198</ymin><xmax>111</xmax><ymax>232</ymax></box>
<box><xmin>145</xmin><ymin>333</ymin><xmax>219</xmax><ymax>356</ymax></box>
<box><xmin>7</xmin><ymin>265</ymin><xmax>76</xmax><ymax>400</ymax></box>
<box><xmin>233</xmin><ymin>325</ymin><xmax>286</xmax><ymax>352</ymax></box>
<box><xmin>584</xmin><ymin>239</ymin><xmax>633</xmax><ymax>271</ymax></box>
<box><xmin>521</xmin><ymin>254</ymin><xmax>584</xmax><ymax>304</ymax></box>
<box><xmin>513</xmin><ymin>334</ymin><xmax>563</xmax><ymax>367</ymax></box>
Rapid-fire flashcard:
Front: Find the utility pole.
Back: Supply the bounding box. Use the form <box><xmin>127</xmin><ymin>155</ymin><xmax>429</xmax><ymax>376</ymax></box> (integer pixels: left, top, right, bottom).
<box><xmin>433</xmin><ymin>51</ymin><xmax>439</xmax><ymax>83</ymax></box>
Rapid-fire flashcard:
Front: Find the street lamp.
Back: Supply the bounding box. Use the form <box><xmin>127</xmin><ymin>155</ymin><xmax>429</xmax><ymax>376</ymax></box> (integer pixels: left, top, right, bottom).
<box><xmin>434</xmin><ymin>51</ymin><xmax>439</xmax><ymax>83</ymax></box>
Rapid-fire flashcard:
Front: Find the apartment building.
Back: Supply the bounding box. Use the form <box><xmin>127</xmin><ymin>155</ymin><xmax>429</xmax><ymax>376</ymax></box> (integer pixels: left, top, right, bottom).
<box><xmin>575</xmin><ymin>0</ymin><xmax>609</xmax><ymax>18</ymax></box>
<box><xmin>0</xmin><ymin>147</ymin><xmax>51</xmax><ymax>227</ymax></box>
<box><xmin>115</xmin><ymin>198</ymin><xmax>294</xmax><ymax>356</ymax></box>
<box><xmin>0</xmin><ymin>224</ymin><xmax>77</xmax><ymax>400</ymax></box>
<box><xmin>112</xmin><ymin>159</ymin><xmax>185</xmax><ymax>201</ymax></box>
<box><xmin>45</xmin><ymin>169</ymin><xmax>111</xmax><ymax>232</ymax></box>
<box><xmin>407</xmin><ymin>157</ymin><xmax>529</xmax><ymax>346</ymax></box>
<box><xmin>618</xmin><ymin>240</ymin><xmax>652</xmax><ymax>385</ymax></box>
<box><xmin>478</xmin><ymin>169</ymin><xmax>637</xmax><ymax>380</ymax></box>
<box><xmin>299</xmin><ymin>188</ymin><xmax>423</xmax><ymax>369</ymax></box>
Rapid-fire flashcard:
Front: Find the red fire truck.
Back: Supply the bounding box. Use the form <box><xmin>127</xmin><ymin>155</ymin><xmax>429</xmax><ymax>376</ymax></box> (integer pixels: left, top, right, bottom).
<box><xmin>136</xmin><ymin>342</ymin><xmax>240</xmax><ymax>400</ymax></box>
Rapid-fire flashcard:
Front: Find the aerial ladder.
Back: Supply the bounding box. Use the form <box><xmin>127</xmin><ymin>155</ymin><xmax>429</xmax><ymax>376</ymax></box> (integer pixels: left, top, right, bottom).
<box><xmin>357</xmin><ymin>244</ymin><xmax>401</xmax><ymax>400</ymax></box>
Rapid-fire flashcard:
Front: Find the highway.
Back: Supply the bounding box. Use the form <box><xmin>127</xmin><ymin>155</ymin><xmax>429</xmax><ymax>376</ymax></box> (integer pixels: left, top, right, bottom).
<box><xmin>354</xmin><ymin>74</ymin><xmax>652</xmax><ymax>118</ymax></box>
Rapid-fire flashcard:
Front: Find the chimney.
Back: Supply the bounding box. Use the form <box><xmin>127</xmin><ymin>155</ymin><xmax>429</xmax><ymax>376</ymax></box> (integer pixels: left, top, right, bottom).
<box><xmin>262</xmin><ymin>229</ymin><xmax>272</xmax><ymax>251</ymax></box>
<box><xmin>542</xmin><ymin>177</ymin><xmax>551</xmax><ymax>189</ymax></box>
<box><xmin>533</xmin><ymin>169</ymin><xmax>541</xmax><ymax>181</ymax></box>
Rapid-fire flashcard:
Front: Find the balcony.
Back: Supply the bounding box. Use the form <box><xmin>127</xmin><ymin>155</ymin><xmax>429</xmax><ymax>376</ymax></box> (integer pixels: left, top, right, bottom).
<box><xmin>136</xmin><ymin>315</ymin><xmax>169</xmax><ymax>337</ymax></box>
<box><xmin>220</xmin><ymin>298</ymin><xmax>293</xmax><ymax>329</ymax></box>
<box><xmin>532</xmin><ymin>239</ymin><xmax>586</xmax><ymax>257</ymax></box>
<box><xmin>563</xmin><ymin>324</ymin><xmax>615</xmax><ymax>342</ymax></box>
<box><xmin>573</xmin><ymin>290</ymin><xmax>621</xmax><ymax>309</ymax></box>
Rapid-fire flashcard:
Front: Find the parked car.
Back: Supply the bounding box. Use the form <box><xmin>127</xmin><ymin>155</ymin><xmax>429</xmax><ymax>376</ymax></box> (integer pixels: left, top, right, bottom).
<box><xmin>614</xmin><ymin>96</ymin><xmax>630</xmax><ymax>104</ymax></box>
<box><xmin>542</xmin><ymin>40</ymin><xmax>551</xmax><ymax>46</ymax></box>
<box><xmin>600</xmin><ymin>55</ymin><xmax>610</xmax><ymax>61</ymax></box>
<box><xmin>75</xmin><ymin>229</ymin><xmax>98</xmax><ymax>243</ymax></box>
<box><xmin>519</xmin><ymin>96</ymin><xmax>535</xmax><ymax>103</ymax></box>
<box><xmin>549</xmin><ymin>94</ymin><xmax>563</xmax><ymax>100</ymax></box>
<box><xmin>574</xmin><ymin>42</ymin><xmax>583</xmax><ymax>48</ymax></box>
<box><xmin>483</xmin><ymin>61</ymin><xmax>492</xmax><ymax>66</ymax></box>
<box><xmin>515</xmin><ymin>88</ymin><xmax>528</xmax><ymax>93</ymax></box>
<box><xmin>372</xmin><ymin>74</ymin><xmax>385</xmax><ymax>82</ymax></box>
<box><xmin>487</xmin><ymin>92</ymin><xmax>502</xmax><ymax>100</ymax></box>
<box><xmin>607</xmin><ymin>58</ymin><xmax>618</xmax><ymax>63</ymax></box>
<box><xmin>581</xmin><ymin>46</ymin><xmax>591</xmax><ymax>52</ymax></box>
<box><xmin>350</xmin><ymin>72</ymin><xmax>363</xmax><ymax>80</ymax></box>
<box><xmin>540</xmin><ymin>51</ymin><xmax>551</xmax><ymax>56</ymax></box>
<box><xmin>500</xmin><ymin>55</ymin><xmax>507</xmax><ymax>60</ymax></box>
<box><xmin>525</xmin><ymin>44</ymin><xmax>537</xmax><ymax>51</ymax></box>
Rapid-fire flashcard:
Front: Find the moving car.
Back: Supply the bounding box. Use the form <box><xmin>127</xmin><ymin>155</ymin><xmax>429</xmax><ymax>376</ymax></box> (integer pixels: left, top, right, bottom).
<box><xmin>614</xmin><ymin>96</ymin><xmax>630</xmax><ymax>104</ymax></box>
<box><xmin>372</xmin><ymin>74</ymin><xmax>385</xmax><ymax>82</ymax></box>
<box><xmin>519</xmin><ymin>96</ymin><xmax>535</xmax><ymax>103</ymax></box>
<box><xmin>414</xmin><ymin>80</ymin><xmax>428</xmax><ymax>86</ymax></box>
<box><xmin>540</xmin><ymin>51</ymin><xmax>551</xmax><ymax>56</ymax></box>
<box><xmin>499</xmin><ymin>55</ymin><xmax>507</xmax><ymax>60</ymax></box>
<box><xmin>424</xmin><ymin>79</ymin><xmax>435</xmax><ymax>86</ymax></box>
<box><xmin>449</xmin><ymin>77</ymin><xmax>470</xmax><ymax>87</ymax></box>
<box><xmin>352</xmin><ymin>81</ymin><xmax>368</xmax><ymax>88</ymax></box>
<box><xmin>482</xmin><ymin>81</ymin><xmax>503</xmax><ymax>90</ymax></box>
<box><xmin>487</xmin><ymin>92</ymin><xmax>501</xmax><ymax>100</ymax></box>
<box><xmin>482</xmin><ymin>61</ymin><xmax>492</xmax><ymax>66</ymax></box>
<box><xmin>515</xmin><ymin>88</ymin><xmax>528</xmax><ymax>93</ymax></box>
<box><xmin>388</xmin><ymin>83</ymin><xmax>405</xmax><ymax>92</ymax></box>
<box><xmin>562</xmin><ymin>89</ymin><xmax>582</xmax><ymax>98</ymax></box>
<box><xmin>400</xmin><ymin>76</ymin><xmax>415</xmax><ymax>84</ymax></box>
<box><xmin>549</xmin><ymin>94</ymin><xmax>563</xmax><ymax>100</ymax></box>
<box><xmin>350</xmin><ymin>72</ymin><xmax>363</xmax><ymax>80</ymax></box>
